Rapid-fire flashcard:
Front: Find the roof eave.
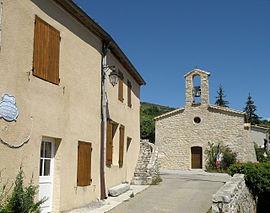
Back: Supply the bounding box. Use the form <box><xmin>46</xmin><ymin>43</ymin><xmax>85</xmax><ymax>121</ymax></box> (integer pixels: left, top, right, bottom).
<box><xmin>184</xmin><ymin>69</ymin><xmax>211</xmax><ymax>78</ymax></box>
<box><xmin>154</xmin><ymin>107</ymin><xmax>185</xmax><ymax>121</ymax></box>
<box><xmin>53</xmin><ymin>0</ymin><xmax>146</xmax><ymax>86</ymax></box>
<box><xmin>208</xmin><ymin>105</ymin><xmax>246</xmax><ymax>116</ymax></box>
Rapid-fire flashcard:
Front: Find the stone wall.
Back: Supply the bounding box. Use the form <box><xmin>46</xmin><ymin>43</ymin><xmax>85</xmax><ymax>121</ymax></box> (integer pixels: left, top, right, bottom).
<box><xmin>132</xmin><ymin>139</ymin><xmax>158</xmax><ymax>185</ymax></box>
<box><xmin>212</xmin><ymin>174</ymin><xmax>256</xmax><ymax>213</ymax></box>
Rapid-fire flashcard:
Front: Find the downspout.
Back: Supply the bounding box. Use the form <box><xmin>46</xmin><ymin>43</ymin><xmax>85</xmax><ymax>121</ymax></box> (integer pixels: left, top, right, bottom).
<box><xmin>0</xmin><ymin>0</ymin><xmax>3</xmax><ymax>50</ymax></box>
<box><xmin>100</xmin><ymin>40</ymin><xmax>111</xmax><ymax>200</ymax></box>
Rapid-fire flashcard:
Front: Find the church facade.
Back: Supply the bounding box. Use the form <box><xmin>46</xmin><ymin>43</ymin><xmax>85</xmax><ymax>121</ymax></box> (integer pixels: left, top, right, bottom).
<box><xmin>154</xmin><ymin>69</ymin><xmax>256</xmax><ymax>170</ymax></box>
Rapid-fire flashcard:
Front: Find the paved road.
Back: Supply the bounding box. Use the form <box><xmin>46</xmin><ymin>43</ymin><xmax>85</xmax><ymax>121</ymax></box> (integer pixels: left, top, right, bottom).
<box><xmin>108</xmin><ymin>172</ymin><xmax>230</xmax><ymax>213</ymax></box>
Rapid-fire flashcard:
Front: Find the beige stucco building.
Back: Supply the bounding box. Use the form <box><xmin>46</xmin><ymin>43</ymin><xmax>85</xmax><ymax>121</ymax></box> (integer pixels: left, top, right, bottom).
<box><xmin>0</xmin><ymin>0</ymin><xmax>145</xmax><ymax>212</ymax></box>
<box><xmin>154</xmin><ymin>69</ymin><xmax>256</xmax><ymax>170</ymax></box>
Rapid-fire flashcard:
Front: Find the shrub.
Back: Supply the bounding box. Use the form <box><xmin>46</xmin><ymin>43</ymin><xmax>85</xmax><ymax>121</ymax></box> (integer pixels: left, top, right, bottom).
<box><xmin>221</xmin><ymin>146</ymin><xmax>237</xmax><ymax>170</ymax></box>
<box><xmin>0</xmin><ymin>171</ymin><xmax>11</xmax><ymax>212</ymax></box>
<box><xmin>254</xmin><ymin>143</ymin><xmax>270</xmax><ymax>163</ymax></box>
<box><xmin>228</xmin><ymin>162</ymin><xmax>270</xmax><ymax>196</ymax></box>
<box><xmin>205</xmin><ymin>142</ymin><xmax>221</xmax><ymax>170</ymax></box>
<box><xmin>205</xmin><ymin>142</ymin><xmax>237</xmax><ymax>172</ymax></box>
<box><xmin>1</xmin><ymin>166</ymin><xmax>45</xmax><ymax>213</ymax></box>
<box><xmin>151</xmin><ymin>175</ymin><xmax>163</xmax><ymax>185</ymax></box>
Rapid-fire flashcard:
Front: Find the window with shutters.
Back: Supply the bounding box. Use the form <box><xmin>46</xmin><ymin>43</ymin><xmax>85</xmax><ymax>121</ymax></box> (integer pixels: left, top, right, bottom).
<box><xmin>106</xmin><ymin>120</ymin><xmax>118</xmax><ymax>166</ymax></box>
<box><xmin>33</xmin><ymin>16</ymin><xmax>60</xmax><ymax>85</ymax></box>
<box><xmin>119</xmin><ymin>125</ymin><xmax>125</xmax><ymax>167</ymax></box>
<box><xmin>127</xmin><ymin>80</ymin><xmax>132</xmax><ymax>108</ymax></box>
<box><xmin>77</xmin><ymin>141</ymin><xmax>92</xmax><ymax>186</ymax></box>
<box><xmin>118</xmin><ymin>71</ymin><xmax>124</xmax><ymax>102</ymax></box>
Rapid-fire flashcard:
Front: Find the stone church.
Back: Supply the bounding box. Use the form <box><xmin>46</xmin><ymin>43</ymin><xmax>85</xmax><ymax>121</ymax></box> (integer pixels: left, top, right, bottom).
<box><xmin>154</xmin><ymin>69</ymin><xmax>257</xmax><ymax>170</ymax></box>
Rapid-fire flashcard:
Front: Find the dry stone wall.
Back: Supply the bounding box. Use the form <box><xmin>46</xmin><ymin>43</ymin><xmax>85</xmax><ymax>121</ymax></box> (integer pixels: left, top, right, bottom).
<box><xmin>212</xmin><ymin>174</ymin><xmax>256</xmax><ymax>213</ymax></box>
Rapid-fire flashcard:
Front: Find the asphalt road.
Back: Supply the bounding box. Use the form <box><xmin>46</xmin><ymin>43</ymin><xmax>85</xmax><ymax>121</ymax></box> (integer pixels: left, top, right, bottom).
<box><xmin>108</xmin><ymin>172</ymin><xmax>230</xmax><ymax>213</ymax></box>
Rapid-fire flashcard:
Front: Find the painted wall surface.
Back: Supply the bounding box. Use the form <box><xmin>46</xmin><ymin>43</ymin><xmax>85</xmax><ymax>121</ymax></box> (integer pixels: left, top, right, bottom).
<box><xmin>0</xmin><ymin>0</ymin><xmax>141</xmax><ymax>212</ymax></box>
<box><xmin>155</xmin><ymin>70</ymin><xmax>256</xmax><ymax>170</ymax></box>
<box><xmin>249</xmin><ymin>126</ymin><xmax>269</xmax><ymax>150</ymax></box>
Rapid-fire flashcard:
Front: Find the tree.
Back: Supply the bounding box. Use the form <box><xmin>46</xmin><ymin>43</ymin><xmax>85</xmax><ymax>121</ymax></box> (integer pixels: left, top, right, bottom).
<box><xmin>215</xmin><ymin>84</ymin><xmax>229</xmax><ymax>107</ymax></box>
<box><xmin>140</xmin><ymin>103</ymin><xmax>175</xmax><ymax>143</ymax></box>
<box><xmin>244</xmin><ymin>93</ymin><xmax>260</xmax><ymax>125</ymax></box>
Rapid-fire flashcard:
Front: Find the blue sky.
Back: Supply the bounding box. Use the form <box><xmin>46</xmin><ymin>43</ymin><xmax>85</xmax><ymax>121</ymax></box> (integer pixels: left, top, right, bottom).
<box><xmin>74</xmin><ymin>0</ymin><xmax>270</xmax><ymax>119</ymax></box>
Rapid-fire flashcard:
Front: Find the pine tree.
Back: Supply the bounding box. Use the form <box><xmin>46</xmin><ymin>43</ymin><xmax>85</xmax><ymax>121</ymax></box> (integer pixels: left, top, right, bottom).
<box><xmin>215</xmin><ymin>84</ymin><xmax>229</xmax><ymax>107</ymax></box>
<box><xmin>244</xmin><ymin>93</ymin><xmax>260</xmax><ymax>125</ymax></box>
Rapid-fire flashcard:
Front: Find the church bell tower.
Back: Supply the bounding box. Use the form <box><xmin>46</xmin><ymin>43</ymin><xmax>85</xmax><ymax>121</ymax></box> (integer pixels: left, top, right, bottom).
<box><xmin>184</xmin><ymin>69</ymin><xmax>210</xmax><ymax>108</ymax></box>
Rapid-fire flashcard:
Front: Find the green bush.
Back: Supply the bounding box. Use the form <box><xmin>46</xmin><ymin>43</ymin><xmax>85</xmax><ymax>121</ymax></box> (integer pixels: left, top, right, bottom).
<box><xmin>151</xmin><ymin>175</ymin><xmax>163</xmax><ymax>185</ymax></box>
<box><xmin>254</xmin><ymin>143</ymin><xmax>270</xmax><ymax>163</ymax></box>
<box><xmin>0</xmin><ymin>167</ymin><xmax>45</xmax><ymax>213</ymax></box>
<box><xmin>0</xmin><ymin>171</ymin><xmax>11</xmax><ymax>211</ymax></box>
<box><xmin>205</xmin><ymin>142</ymin><xmax>237</xmax><ymax>172</ymax></box>
<box><xmin>228</xmin><ymin>162</ymin><xmax>270</xmax><ymax>196</ymax></box>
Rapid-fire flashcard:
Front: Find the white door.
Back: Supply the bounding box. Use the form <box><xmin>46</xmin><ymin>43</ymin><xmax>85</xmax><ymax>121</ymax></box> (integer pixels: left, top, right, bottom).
<box><xmin>39</xmin><ymin>138</ymin><xmax>55</xmax><ymax>213</ymax></box>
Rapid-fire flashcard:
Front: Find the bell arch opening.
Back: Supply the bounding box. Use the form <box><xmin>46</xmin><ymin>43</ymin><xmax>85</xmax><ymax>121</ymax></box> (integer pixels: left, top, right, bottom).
<box><xmin>192</xmin><ymin>75</ymin><xmax>201</xmax><ymax>103</ymax></box>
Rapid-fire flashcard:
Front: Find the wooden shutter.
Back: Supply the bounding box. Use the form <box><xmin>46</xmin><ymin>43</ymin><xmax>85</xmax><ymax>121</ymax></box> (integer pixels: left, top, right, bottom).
<box><xmin>126</xmin><ymin>137</ymin><xmax>132</xmax><ymax>151</ymax></box>
<box><xmin>106</xmin><ymin>121</ymin><xmax>113</xmax><ymax>166</ymax></box>
<box><xmin>118</xmin><ymin>71</ymin><xmax>124</xmax><ymax>102</ymax></box>
<box><xmin>33</xmin><ymin>16</ymin><xmax>60</xmax><ymax>85</ymax></box>
<box><xmin>118</xmin><ymin>79</ymin><xmax>124</xmax><ymax>102</ymax></box>
<box><xmin>119</xmin><ymin>125</ymin><xmax>125</xmax><ymax>167</ymax></box>
<box><xmin>77</xmin><ymin>142</ymin><xmax>92</xmax><ymax>186</ymax></box>
<box><xmin>127</xmin><ymin>80</ymin><xmax>132</xmax><ymax>107</ymax></box>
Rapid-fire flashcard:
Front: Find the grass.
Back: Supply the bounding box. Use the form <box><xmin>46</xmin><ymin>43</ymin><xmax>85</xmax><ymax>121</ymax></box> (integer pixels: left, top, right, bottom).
<box><xmin>151</xmin><ymin>175</ymin><xmax>163</xmax><ymax>185</ymax></box>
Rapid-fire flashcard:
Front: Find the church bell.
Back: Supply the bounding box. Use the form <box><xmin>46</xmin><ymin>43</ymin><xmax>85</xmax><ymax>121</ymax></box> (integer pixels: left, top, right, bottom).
<box><xmin>193</xmin><ymin>86</ymin><xmax>201</xmax><ymax>97</ymax></box>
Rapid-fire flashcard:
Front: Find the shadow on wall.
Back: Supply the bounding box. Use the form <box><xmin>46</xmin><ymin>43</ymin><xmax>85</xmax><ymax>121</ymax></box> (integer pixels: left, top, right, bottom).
<box><xmin>31</xmin><ymin>0</ymin><xmax>102</xmax><ymax>53</ymax></box>
<box><xmin>31</xmin><ymin>0</ymin><xmax>141</xmax><ymax>100</ymax></box>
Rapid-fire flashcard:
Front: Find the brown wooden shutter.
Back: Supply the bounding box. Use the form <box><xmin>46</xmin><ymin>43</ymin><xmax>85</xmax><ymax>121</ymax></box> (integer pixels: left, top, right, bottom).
<box><xmin>118</xmin><ymin>71</ymin><xmax>124</xmax><ymax>102</ymax></box>
<box><xmin>47</xmin><ymin>25</ymin><xmax>60</xmax><ymax>84</ymax></box>
<box><xmin>106</xmin><ymin>121</ymin><xmax>113</xmax><ymax>166</ymax></box>
<box><xmin>33</xmin><ymin>16</ymin><xmax>60</xmax><ymax>85</ymax></box>
<box><xmin>77</xmin><ymin>142</ymin><xmax>92</xmax><ymax>186</ymax></box>
<box><xmin>127</xmin><ymin>80</ymin><xmax>132</xmax><ymax>107</ymax></box>
<box><xmin>119</xmin><ymin>125</ymin><xmax>125</xmax><ymax>167</ymax></box>
<box><xmin>118</xmin><ymin>78</ymin><xmax>124</xmax><ymax>102</ymax></box>
<box><xmin>126</xmin><ymin>137</ymin><xmax>132</xmax><ymax>151</ymax></box>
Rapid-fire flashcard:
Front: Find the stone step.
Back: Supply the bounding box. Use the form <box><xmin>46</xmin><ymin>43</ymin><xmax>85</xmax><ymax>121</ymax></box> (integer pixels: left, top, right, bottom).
<box><xmin>108</xmin><ymin>183</ymin><xmax>130</xmax><ymax>197</ymax></box>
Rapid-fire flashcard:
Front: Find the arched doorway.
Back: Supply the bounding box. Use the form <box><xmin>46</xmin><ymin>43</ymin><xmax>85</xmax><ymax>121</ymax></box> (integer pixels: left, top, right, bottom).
<box><xmin>191</xmin><ymin>146</ymin><xmax>202</xmax><ymax>169</ymax></box>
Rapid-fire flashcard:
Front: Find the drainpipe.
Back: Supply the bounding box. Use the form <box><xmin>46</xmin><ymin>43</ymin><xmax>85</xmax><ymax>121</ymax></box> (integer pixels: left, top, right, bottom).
<box><xmin>100</xmin><ymin>40</ymin><xmax>111</xmax><ymax>200</ymax></box>
<box><xmin>0</xmin><ymin>0</ymin><xmax>3</xmax><ymax>50</ymax></box>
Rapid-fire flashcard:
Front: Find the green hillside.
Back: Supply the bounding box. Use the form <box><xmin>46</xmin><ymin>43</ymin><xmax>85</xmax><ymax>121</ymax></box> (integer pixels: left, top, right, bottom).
<box><xmin>140</xmin><ymin>102</ymin><xmax>176</xmax><ymax>143</ymax></box>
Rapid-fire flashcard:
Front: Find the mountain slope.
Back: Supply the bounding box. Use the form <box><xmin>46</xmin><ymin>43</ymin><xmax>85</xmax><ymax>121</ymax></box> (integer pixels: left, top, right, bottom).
<box><xmin>140</xmin><ymin>102</ymin><xmax>176</xmax><ymax>143</ymax></box>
